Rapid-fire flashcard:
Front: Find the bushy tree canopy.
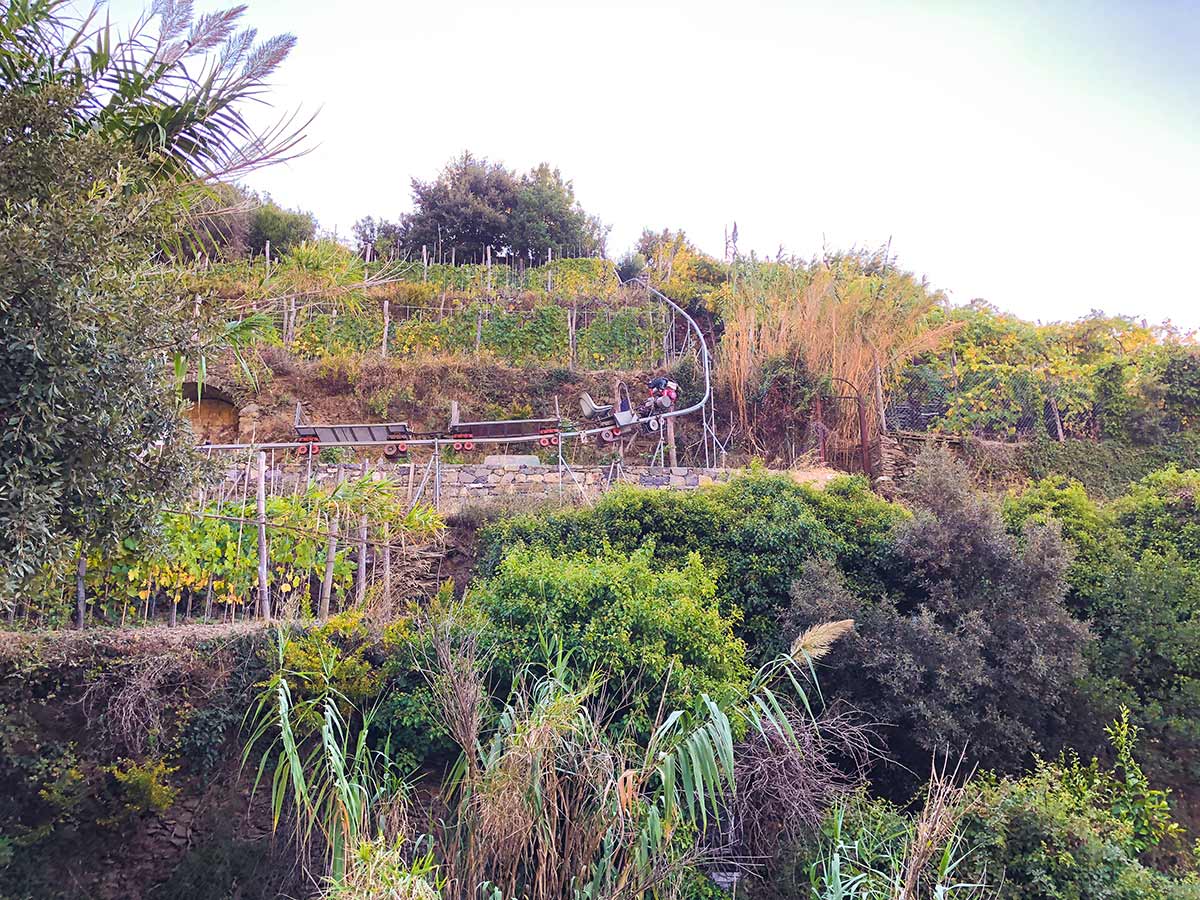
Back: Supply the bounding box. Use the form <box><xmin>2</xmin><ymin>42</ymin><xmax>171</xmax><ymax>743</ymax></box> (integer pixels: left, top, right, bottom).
<box><xmin>0</xmin><ymin>87</ymin><xmax>198</xmax><ymax>594</ymax></box>
<box><xmin>1007</xmin><ymin>468</ymin><xmax>1200</xmax><ymax>789</ymax></box>
<box><xmin>785</xmin><ymin>450</ymin><xmax>1089</xmax><ymax>776</ymax></box>
<box><xmin>467</xmin><ymin>544</ymin><xmax>750</xmax><ymax>731</ymax></box>
<box><xmin>480</xmin><ymin>474</ymin><xmax>903</xmax><ymax>658</ymax></box>
<box><xmin>246</xmin><ymin>195</ymin><xmax>317</xmax><ymax>257</ymax></box>
<box><xmin>361</xmin><ymin>153</ymin><xmax>607</xmax><ymax>263</ymax></box>
<box><xmin>0</xmin><ymin>1</ymin><xmax>303</xmax><ymax>598</ymax></box>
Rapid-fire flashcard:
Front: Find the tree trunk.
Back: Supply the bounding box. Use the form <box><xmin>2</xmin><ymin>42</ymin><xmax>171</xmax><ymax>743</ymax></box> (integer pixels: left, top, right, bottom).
<box><xmin>74</xmin><ymin>551</ymin><xmax>87</xmax><ymax>630</ymax></box>
<box><xmin>1048</xmin><ymin>396</ymin><xmax>1065</xmax><ymax>442</ymax></box>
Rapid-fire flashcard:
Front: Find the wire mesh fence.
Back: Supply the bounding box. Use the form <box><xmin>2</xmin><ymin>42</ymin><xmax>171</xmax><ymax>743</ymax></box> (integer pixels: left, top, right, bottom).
<box><xmin>885</xmin><ymin>362</ymin><xmax>1085</xmax><ymax>441</ymax></box>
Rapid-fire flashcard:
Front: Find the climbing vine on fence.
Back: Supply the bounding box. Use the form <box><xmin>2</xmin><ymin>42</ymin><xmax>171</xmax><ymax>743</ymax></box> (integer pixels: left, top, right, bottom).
<box><xmin>292</xmin><ymin>300</ymin><xmax>666</xmax><ymax>368</ymax></box>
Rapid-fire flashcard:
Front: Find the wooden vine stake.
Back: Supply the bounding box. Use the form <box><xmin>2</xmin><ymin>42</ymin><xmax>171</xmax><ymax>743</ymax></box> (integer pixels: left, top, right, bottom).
<box><xmin>74</xmin><ymin>548</ymin><xmax>87</xmax><ymax>630</ymax></box>
<box><xmin>318</xmin><ymin>465</ymin><xmax>344</xmax><ymax>621</ymax></box>
<box><xmin>567</xmin><ymin>303</ymin><xmax>577</xmax><ymax>369</ymax></box>
<box><xmin>356</xmin><ymin>460</ymin><xmax>369</xmax><ymax>605</ymax></box>
<box><xmin>382</xmin><ymin>522</ymin><xmax>392</xmax><ymax>606</ymax></box>
<box><xmin>257</xmin><ymin>450</ymin><xmax>271</xmax><ymax>620</ymax></box>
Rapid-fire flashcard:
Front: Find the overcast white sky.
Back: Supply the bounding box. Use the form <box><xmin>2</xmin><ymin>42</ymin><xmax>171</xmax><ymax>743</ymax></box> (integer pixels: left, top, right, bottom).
<box><xmin>107</xmin><ymin>0</ymin><xmax>1200</xmax><ymax>328</ymax></box>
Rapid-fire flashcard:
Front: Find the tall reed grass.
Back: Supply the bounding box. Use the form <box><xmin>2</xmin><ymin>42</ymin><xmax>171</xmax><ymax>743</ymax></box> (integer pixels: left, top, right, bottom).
<box><xmin>716</xmin><ymin>250</ymin><xmax>960</xmax><ymax>444</ymax></box>
<box><xmin>245</xmin><ymin>615</ymin><xmax>864</xmax><ymax>899</ymax></box>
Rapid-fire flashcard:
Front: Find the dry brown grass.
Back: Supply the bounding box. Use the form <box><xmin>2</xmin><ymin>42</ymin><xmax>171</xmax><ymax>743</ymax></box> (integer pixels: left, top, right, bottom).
<box><xmin>899</xmin><ymin>753</ymin><xmax>977</xmax><ymax>900</ymax></box>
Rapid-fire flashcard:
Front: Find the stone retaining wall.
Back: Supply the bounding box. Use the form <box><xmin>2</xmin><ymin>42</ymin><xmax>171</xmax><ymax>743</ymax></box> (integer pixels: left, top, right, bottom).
<box><xmin>249</xmin><ymin>460</ymin><xmax>843</xmax><ymax>512</ymax></box>
<box><xmin>433</xmin><ymin>463</ymin><xmax>740</xmax><ymax>510</ymax></box>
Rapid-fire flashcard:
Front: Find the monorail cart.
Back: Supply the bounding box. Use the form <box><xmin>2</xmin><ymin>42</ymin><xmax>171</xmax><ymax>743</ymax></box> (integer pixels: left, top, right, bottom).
<box><xmin>447</xmin><ymin>401</ymin><xmax>561</xmax><ymax>450</ymax></box>
<box><xmin>292</xmin><ymin>401</ymin><xmax>562</xmax><ymax>455</ymax></box>
<box><xmin>293</xmin><ymin>420</ymin><xmax>415</xmax><ymax>458</ymax></box>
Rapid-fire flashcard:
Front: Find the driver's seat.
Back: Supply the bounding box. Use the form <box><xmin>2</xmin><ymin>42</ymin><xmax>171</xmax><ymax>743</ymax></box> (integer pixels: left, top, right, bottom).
<box><xmin>579</xmin><ymin>392</ymin><xmax>613</xmax><ymax>420</ymax></box>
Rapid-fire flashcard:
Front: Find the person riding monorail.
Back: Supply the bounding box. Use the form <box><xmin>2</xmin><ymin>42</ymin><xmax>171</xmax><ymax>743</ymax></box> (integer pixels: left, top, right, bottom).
<box><xmin>638</xmin><ymin>376</ymin><xmax>678</xmax><ymax>417</ymax></box>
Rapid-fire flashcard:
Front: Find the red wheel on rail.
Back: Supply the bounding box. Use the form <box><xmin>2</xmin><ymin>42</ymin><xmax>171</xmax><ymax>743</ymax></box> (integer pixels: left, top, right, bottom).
<box><xmin>538</xmin><ymin>437</ymin><xmax>550</xmax><ymax>447</ymax></box>
<box><xmin>463</xmin><ymin>441</ymin><xmax>475</xmax><ymax>451</ymax></box>
<box><xmin>452</xmin><ymin>441</ymin><xmax>463</xmax><ymax>451</ymax></box>
<box><xmin>384</xmin><ymin>443</ymin><xmax>399</xmax><ymax>458</ymax></box>
<box><xmin>550</xmin><ymin>435</ymin><xmax>560</xmax><ymax>446</ymax></box>
<box><xmin>601</xmin><ymin>428</ymin><xmax>616</xmax><ymax>443</ymax></box>
<box><xmin>397</xmin><ymin>442</ymin><xmax>407</xmax><ymax>453</ymax></box>
<box><xmin>310</xmin><ymin>442</ymin><xmax>321</xmax><ymax>455</ymax></box>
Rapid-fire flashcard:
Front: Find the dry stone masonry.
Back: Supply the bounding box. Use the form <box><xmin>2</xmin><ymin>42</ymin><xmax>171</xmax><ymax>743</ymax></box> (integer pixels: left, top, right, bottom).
<box><xmin>241</xmin><ymin>458</ymin><xmax>843</xmax><ymax>512</ymax></box>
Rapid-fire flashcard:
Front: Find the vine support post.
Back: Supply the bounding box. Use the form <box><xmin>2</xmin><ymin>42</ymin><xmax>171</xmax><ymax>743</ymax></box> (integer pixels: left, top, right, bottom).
<box><xmin>257</xmin><ymin>450</ymin><xmax>271</xmax><ymax>620</ymax></box>
<box><xmin>874</xmin><ymin>361</ymin><xmax>887</xmax><ymax>435</ymax></box>
<box><xmin>382</xmin><ymin>299</ymin><xmax>390</xmax><ymax>359</ymax></box>
<box><xmin>814</xmin><ymin>395</ymin><xmax>827</xmax><ymax>466</ymax></box>
<box><xmin>319</xmin><ymin>465</ymin><xmax>344</xmax><ymax>622</ymax></box>
<box><xmin>433</xmin><ymin>440</ymin><xmax>441</xmax><ymax>509</ymax></box>
<box><xmin>356</xmin><ymin>460</ymin><xmax>369</xmax><ymax>605</ymax></box>
<box><xmin>382</xmin><ymin>523</ymin><xmax>391</xmax><ymax>604</ymax></box>
<box><xmin>568</xmin><ymin>303</ymin><xmax>577</xmax><ymax>369</ymax></box>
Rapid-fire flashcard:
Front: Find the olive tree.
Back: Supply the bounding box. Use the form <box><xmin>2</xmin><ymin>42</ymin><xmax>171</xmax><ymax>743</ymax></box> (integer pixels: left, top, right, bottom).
<box><xmin>0</xmin><ymin>0</ymin><xmax>304</xmax><ymax>605</ymax></box>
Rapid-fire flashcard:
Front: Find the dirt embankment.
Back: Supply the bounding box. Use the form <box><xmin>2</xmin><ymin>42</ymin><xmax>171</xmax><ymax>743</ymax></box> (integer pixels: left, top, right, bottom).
<box><xmin>0</xmin><ymin>623</ymin><xmax>303</xmax><ymax>899</ymax></box>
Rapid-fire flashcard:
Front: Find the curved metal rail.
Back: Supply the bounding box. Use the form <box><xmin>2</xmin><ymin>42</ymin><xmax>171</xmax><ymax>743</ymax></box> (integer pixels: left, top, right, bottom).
<box><xmin>198</xmin><ymin>276</ymin><xmax>715</xmax><ymax>457</ymax></box>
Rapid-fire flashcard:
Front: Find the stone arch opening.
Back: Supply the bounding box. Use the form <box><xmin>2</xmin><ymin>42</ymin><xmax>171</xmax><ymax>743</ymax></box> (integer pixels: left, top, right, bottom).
<box><xmin>182</xmin><ymin>382</ymin><xmax>239</xmax><ymax>444</ymax></box>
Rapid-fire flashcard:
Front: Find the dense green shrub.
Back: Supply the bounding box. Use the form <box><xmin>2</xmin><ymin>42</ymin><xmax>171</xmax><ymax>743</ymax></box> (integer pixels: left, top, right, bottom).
<box><xmin>1007</xmin><ymin>469</ymin><xmax>1200</xmax><ymax>786</ymax></box>
<box><xmin>960</xmin><ymin>715</ymin><xmax>1198</xmax><ymax>900</ymax></box>
<box><xmin>1163</xmin><ymin>348</ymin><xmax>1200</xmax><ymax>432</ymax></box>
<box><xmin>1079</xmin><ymin>553</ymin><xmax>1200</xmax><ymax>789</ymax></box>
<box><xmin>479</xmin><ymin>474</ymin><xmax>903</xmax><ymax>658</ymax></box>
<box><xmin>764</xmin><ymin>712</ymin><xmax>1198</xmax><ymax>900</ymax></box>
<box><xmin>1003</xmin><ymin>475</ymin><xmax>1123</xmax><ymax>616</ymax></box>
<box><xmin>468</xmin><ymin>545</ymin><xmax>750</xmax><ymax>729</ymax></box>
<box><xmin>785</xmin><ymin>451</ymin><xmax>1089</xmax><ymax>777</ymax></box>
<box><xmin>1112</xmin><ymin>467</ymin><xmax>1200</xmax><ymax>566</ymax></box>
<box><xmin>967</xmin><ymin>434</ymin><xmax>1200</xmax><ymax>500</ymax></box>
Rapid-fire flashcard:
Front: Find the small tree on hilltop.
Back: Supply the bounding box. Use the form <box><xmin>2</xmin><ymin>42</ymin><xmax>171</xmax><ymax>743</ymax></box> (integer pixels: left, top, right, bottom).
<box><xmin>395</xmin><ymin>153</ymin><xmax>607</xmax><ymax>262</ymax></box>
